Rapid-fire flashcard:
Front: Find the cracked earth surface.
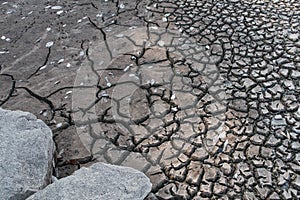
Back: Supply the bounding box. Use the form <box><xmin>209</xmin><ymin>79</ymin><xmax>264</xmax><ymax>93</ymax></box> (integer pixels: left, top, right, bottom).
<box><xmin>1</xmin><ymin>0</ymin><xmax>300</xmax><ymax>199</ymax></box>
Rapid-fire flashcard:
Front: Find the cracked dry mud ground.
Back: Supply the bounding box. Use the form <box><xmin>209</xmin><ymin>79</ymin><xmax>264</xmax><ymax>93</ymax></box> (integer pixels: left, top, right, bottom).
<box><xmin>1</xmin><ymin>0</ymin><xmax>300</xmax><ymax>199</ymax></box>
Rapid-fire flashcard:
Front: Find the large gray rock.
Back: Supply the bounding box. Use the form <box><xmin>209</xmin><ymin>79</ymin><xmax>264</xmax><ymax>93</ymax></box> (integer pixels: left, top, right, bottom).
<box><xmin>0</xmin><ymin>108</ymin><xmax>55</xmax><ymax>200</ymax></box>
<box><xmin>27</xmin><ymin>162</ymin><xmax>152</xmax><ymax>200</ymax></box>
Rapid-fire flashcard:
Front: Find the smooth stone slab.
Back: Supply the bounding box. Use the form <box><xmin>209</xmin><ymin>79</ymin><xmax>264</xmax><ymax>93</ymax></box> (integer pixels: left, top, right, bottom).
<box><xmin>27</xmin><ymin>162</ymin><xmax>152</xmax><ymax>200</ymax></box>
<box><xmin>0</xmin><ymin>108</ymin><xmax>55</xmax><ymax>200</ymax></box>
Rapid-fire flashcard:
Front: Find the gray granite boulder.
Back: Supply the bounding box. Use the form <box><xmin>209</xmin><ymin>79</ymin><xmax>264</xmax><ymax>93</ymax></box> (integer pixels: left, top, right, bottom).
<box><xmin>0</xmin><ymin>108</ymin><xmax>55</xmax><ymax>200</ymax></box>
<box><xmin>27</xmin><ymin>162</ymin><xmax>152</xmax><ymax>200</ymax></box>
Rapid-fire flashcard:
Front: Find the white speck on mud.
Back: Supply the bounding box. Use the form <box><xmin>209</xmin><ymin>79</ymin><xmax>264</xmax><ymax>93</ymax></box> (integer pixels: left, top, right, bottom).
<box><xmin>51</xmin><ymin>6</ymin><xmax>62</xmax><ymax>10</ymax></box>
<box><xmin>171</xmin><ymin>94</ymin><xmax>176</xmax><ymax>100</ymax></box>
<box><xmin>56</xmin><ymin>10</ymin><xmax>64</xmax><ymax>15</ymax></box>
<box><xmin>158</xmin><ymin>40</ymin><xmax>165</xmax><ymax>47</ymax></box>
<box><xmin>116</xmin><ymin>34</ymin><xmax>124</xmax><ymax>38</ymax></box>
<box><xmin>58</xmin><ymin>59</ymin><xmax>64</xmax><ymax>64</ymax></box>
<box><xmin>0</xmin><ymin>51</ymin><xmax>9</xmax><ymax>54</ymax></box>
<box><xmin>119</xmin><ymin>4</ymin><xmax>125</xmax><ymax>9</ymax></box>
<box><xmin>40</xmin><ymin>65</ymin><xmax>47</xmax><ymax>70</ymax></box>
<box><xmin>96</xmin><ymin>13</ymin><xmax>103</xmax><ymax>18</ymax></box>
<box><xmin>79</xmin><ymin>51</ymin><xmax>85</xmax><ymax>57</ymax></box>
<box><xmin>46</xmin><ymin>41</ymin><xmax>54</xmax><ymax>48</ymax></box>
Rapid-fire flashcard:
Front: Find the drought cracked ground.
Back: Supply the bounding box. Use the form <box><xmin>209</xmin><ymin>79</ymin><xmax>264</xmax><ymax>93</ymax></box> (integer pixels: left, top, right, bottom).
<box><xmin>1</xmin><ymin>0</ymin><xmax>300</xmax><ymax>199</ymax></box>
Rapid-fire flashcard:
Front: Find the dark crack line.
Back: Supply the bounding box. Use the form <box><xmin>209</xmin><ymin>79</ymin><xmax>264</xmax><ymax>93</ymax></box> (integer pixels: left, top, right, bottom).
<box><xmin>27</xmin><ymin>47</ymin><xmax>51</xmax><ymax>79</ymax></box>
<box><xmin>88</xmin><ymin>17</ymin><xmax>113</xmax><ymax>60</ymax></box>
<box><xmin>0</xmin><ymin>73</ymin><xmax>16</xmax><ymax>106</ymax></box>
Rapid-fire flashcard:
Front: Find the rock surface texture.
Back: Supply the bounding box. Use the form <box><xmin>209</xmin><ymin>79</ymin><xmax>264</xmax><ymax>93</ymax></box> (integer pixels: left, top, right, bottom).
<box><xmin>0</xmin><ymin>108</ymin><xmax>55</xmax><ymax>200</ymax></box>
<box><xmin>27</xmin><ymin>162</ymin><xmax>152</xmax><ymax>200</ymax></box>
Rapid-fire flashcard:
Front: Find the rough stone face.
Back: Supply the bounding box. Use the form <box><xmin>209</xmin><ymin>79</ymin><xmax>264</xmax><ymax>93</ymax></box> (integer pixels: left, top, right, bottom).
<box><xmin>27</xmin><ymin>162</ymin><xmax>152</xmax><ymax>200</ymax></box>
<box><xmin>0</xmin><ymin>108</ymin><xmax>55</xmax><ymax>200</ymax></box>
